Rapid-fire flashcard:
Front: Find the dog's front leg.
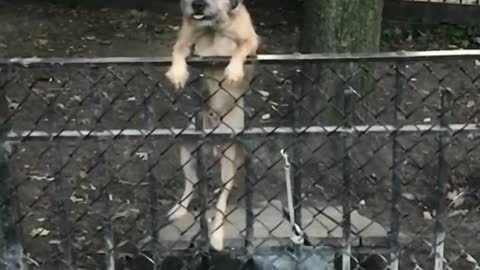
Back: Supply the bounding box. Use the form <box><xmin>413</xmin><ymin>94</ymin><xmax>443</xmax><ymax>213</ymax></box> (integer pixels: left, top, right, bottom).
<box><xmin>166</xmin><ymin>22</ymin><xmax>195</xmax><ymax>89</ymax></box>
<box><xmin>224</xmin><ymin>36</ymin><xmax>258</xmax><ymax>83</ymax></box>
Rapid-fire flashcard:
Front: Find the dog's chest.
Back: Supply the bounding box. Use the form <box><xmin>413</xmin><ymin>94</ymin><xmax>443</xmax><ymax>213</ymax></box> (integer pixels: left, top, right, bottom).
<box><xmin>193</xmin><ymin>31</ymin><xmax>237</xmax><ymax>57</ymax></box>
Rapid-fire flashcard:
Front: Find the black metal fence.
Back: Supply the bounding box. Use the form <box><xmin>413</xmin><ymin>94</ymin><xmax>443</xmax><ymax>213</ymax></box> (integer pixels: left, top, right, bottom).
<box><xmin>0</xmin><ymin>50</ymin><xmax>479</xmax><ymax>270</ymax></box>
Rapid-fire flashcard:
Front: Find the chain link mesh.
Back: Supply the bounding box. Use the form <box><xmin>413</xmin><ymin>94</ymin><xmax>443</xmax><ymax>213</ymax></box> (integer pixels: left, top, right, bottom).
<box><xmin>0</xmin><ymin>52</ymin><xmax>479</xmax><ymax>270</ymax></box>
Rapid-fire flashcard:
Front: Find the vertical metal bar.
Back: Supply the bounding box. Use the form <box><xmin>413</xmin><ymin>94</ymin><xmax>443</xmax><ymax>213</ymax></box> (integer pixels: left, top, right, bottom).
<box><xmin>0</xmin><ymin>66</ymin><xmax>24</xmax><ymax>270</ymax></box>
<box><xmin>388</xmin><ymin>64</ymin><xmax>403</xmax><ymax>270</ymax></box>
<box><xmin>93</xmin><ymin>91</ymin><xmax>115</xmax><ymax>270</ymax></box>
<box><xmin>144</xmin><ymin>91</ymin><xmax>159</xmax><ymax>268</ymax></box>
<box><xmin>243</xmin><ymin>89</ymin><xmax>254</xmax><ymax>255</ymax></box>
<box><xmin>244</xmin><ymin>151</ymin><xmax>254</xmax><ymax>254</ymax></box>
<box><xmin>290</xmin><ymin>69</ymin><xmax>302</xmax><ymax>228</ymax></box>
<box><xmin>0</xmin><ymin>146</ymin><xmax>24</xmax><ymax>270</ymax></box>
<box><xmin>433</xmin><ymin>88</ymin><xmax>450</xmax><ymax>270</ymax></box>
<box><xmin>192</xmin><ymin>87</ymin><xmax>209</xmax><ymax>254</ymax></box>
<box><xmin>341</xmin><ymin>87</ymin><xmax>354</xmax><ymax>270</ymax></box>
<box><xmin>47</xmin><ymin>96</ymin><xmax>73</xmax><ymax>269</ymax></box>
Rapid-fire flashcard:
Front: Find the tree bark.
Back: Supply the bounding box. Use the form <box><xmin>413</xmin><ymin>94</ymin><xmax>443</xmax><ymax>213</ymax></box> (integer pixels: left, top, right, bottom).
<box><xmin>302</xmin><ymin>0</ymin><xmax>384</xmax><ymax>54</ymax></box>
<box><xmin>300</xmin><ymin>0</ymin><xmax>384</xmax><ymax>125</ymax></box>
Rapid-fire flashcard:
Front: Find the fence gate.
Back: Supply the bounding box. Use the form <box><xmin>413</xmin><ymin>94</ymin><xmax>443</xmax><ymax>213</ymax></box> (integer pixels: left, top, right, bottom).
<box><xmin>0</xmin><ymin>50</ymin><xmax>480</xmax><ymax>270</ymax></box>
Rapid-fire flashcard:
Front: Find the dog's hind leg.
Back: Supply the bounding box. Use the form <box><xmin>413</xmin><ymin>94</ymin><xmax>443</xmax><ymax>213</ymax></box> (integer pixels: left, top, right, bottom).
<box><xmin>209</xmin><ymin>95</ymin><xmax>245</xmax><ymax>251</ymax></box>
<box><xmin>210</xmin><ymin>143</ymin><xmax>243</xmax><ymax>251</ymax></box>
<box><xmin>167</xmin><ymin>144</ymin><xmax>199</xmax><ymax>221</ymax></box>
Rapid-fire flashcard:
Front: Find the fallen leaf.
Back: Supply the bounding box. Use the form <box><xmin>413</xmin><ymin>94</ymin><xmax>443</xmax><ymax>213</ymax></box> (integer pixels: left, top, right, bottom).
<box><xmin>6</xmin><ymin>97</ymin><xmax>20</xmax><ymax>110</ymax></box>
<box><xmin>117</xmin><ymin>240</ymin><xmax>129</xmax><ymax>247</ymax></box>
<box><xmin>448</xmin><ymin>191</ymin><xmax>465</xmax><ymax>208</ymax></box>
<box><xmin>402</xmin><ymin>193</ymin><xmax>416</xmax><ymax>201</ymax></box>
<box><xmin>135</xmin><ymin>152</ymin><xmax>148</xmax><ymax>161</ymax></box>
<box><xmin>448</xmin><ymin>209</ymin><xmax>468</xmax><ymax>218</ymax></box>
<box><xmin>38</xmin><ymin>39</ymin><xmax>48</xmax><ymax>45</ymax></box>
<box><xmin>257</xmin><ymin>90</ymin><xmax>270</xmax><ymax>97</ymax></box>
<box><xmin>423</xmin><ymin>211</ymin><xmax>433</xmax><ymax>220</ymax></box>
<box><xmin>70</xmin><ymin>193</ymin><xmax>84</xmax><ymax>203</ymax></box>
<box><xmin>71</xmin><ymin>95</ymin><xmax>82</xmax><ymax>102</ymax></box>
<box><xmin>49</xmin><ymin>239</ymin><xmax>62</xmax><ymax>245</ymax></box>
<box><xmin>466</xmin><ymin>253</ymin><xmax>477</xmax><ymax>264</ymax></box>
<box><xmin>98</xmin><ymin>40</ymin><xmax>112</xmax><ymax>45</ymax></box>
<box><xmin>30</xmin><ymin>227</ymin><xmax>50</xmax><ymax>237</ymax></box>
<box><xmin>261</xmin><ymin>113</ymin><xmax>271</xmax><ymax>120</ymax></box>
<box><xmin>269</xmin><ymin>101</ymin><xmax>279</xmax><ymax>106</ymax></box>
<box><xmin>117</xmin><ymin>252</ymin><xmax>135</xmax><ymax>260</ymax></box>
<box><xmin>112</xmin><ymin>208</ymin><xmax>140</xmax><ymax>221</ymax></box>
<box><xmin>168</xmin><ymin>25</ymin><xmax>180</xmax><ymax>31</ymax></box>
<box><xmin>29</xmin><ymin>175</ymin><xmax>55</xmax><ymax>182</ymax></box>
<box><xmin>447</xmin><ymin>190</ymin><xmax>458</xmax><ymax>201</ymax></box>
<box><xmin>467</xmin><ymin>100</ymin><xmax>476</xmax><ymax>108</ymax></box>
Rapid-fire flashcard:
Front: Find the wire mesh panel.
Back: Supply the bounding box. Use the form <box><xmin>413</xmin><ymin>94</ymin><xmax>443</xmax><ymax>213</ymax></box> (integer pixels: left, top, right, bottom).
<box><xmin>0</xmin><ymin>51</ymin><xmax>479</xmax><ymax>269</ymax></box>
<box><xmin>403</xmin><ymin>0</ymin><xmax>480</xmax><ymax>5</ymax></box>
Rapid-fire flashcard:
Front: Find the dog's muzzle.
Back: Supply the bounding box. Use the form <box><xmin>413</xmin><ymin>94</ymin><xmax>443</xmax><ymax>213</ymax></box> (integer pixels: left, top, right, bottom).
<box><xmin>191</xmin><ymin>0</ymin><xmax>208</xmax><ymax>20</ymax></box>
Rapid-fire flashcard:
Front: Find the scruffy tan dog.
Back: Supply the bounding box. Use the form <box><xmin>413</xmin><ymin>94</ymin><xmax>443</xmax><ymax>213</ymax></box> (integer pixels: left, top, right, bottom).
<box><xmin>165</xmin><ymin>0</ymin><xmax>259</xmax><ymax>251</ymax></box>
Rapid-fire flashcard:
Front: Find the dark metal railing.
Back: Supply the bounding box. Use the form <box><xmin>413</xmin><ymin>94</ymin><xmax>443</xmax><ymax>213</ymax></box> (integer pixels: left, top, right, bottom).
<box><xmin>0</xmin><ymin>50</ymin><xmax>479</xmax><ymax>269</ymax></box>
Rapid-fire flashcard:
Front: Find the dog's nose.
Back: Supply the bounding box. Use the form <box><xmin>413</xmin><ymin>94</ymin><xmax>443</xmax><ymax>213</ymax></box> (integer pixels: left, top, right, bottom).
<box><xmin>192</xmin><ymin>0</ymin><xmax>206</xmax><ymax>13</ymax></box>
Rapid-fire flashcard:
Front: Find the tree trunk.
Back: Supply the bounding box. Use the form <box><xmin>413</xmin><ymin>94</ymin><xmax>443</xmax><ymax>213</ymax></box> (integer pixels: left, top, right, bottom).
<box><xmin>302</xmin><ymin>0</ymin><xmax>384</xmax><ymax>54</ymax></box>
<box><xmin>297</xmin><ymin>0</ymin><xmax>393</xmax><ymax>197</ymax></box>
<box><xmin>300</xmin><ymin>0</ymin><xmax>384</xmax><ymax>125</ymax></box>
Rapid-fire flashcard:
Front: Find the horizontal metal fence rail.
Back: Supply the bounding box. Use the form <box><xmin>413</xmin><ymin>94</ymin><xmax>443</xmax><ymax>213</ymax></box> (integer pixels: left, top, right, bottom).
<box><xmin>3</xmin><ymin>124</ymin><xmax>480</xmax><ymax>141</ymax></box>
<box><xmin>2</xmin><ymin>49</ymin><xmax>480</xmax><ymax>66</ymax></box>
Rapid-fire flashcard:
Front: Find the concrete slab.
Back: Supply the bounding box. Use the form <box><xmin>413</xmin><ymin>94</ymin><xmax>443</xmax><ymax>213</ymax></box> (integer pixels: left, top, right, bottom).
<box><xmin>158</xmin><ymin>200</ymin><xmax>387</xmax><ymax>250</ymax></box>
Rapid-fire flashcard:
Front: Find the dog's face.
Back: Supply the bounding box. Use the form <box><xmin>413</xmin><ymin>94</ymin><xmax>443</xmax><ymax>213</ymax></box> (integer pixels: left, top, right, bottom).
<box><xmin>180</xmin><ymin>0</ymin><xmax>240</xmax><ymax>26</ymax></box>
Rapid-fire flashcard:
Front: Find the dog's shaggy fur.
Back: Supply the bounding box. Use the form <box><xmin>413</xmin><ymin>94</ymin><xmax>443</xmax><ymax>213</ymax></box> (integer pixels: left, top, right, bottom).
<box><xmin>165</xmin><ymin>0</ymin><xmax>259</xmax><ymax>251</ymax></box>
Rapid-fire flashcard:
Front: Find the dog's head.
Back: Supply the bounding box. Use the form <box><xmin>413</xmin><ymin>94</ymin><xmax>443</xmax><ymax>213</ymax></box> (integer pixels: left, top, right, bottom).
<box><xmin>180</xmin><ymin>0</ymin><xmax>242</xmax><ymax>26</ymax></box>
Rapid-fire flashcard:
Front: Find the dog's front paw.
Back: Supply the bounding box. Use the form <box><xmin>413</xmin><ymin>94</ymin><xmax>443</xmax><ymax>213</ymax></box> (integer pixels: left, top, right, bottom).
<box><xmin>166</xmin><ymin>64</ymin><xmax>189</xmax><ymax>89</ymax></box>
<box><xmin>210</xmin><ymin>226</ymin><xmax>225</xmax><ymax>251</ymax></box>
<box><xmin>167</xmin><ymin>204</ymin><xmax>189</xmax><ymax>221</ymax></box>
<box><xmin>224</xmin><ymin>62</ymin><xmax>244</xmax><ymax>83</ymax></box>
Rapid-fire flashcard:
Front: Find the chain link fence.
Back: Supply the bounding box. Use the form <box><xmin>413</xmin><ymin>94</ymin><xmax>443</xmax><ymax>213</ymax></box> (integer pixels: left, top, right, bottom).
<box><xmin>0</xmin><ymin>50</ymin><xmax>479</xmax><ymax>269</ymax></box>
<box><xmin>403</xmin><ymin>0</ymin><xmax>480</xmax><ymax>5</ymax></box>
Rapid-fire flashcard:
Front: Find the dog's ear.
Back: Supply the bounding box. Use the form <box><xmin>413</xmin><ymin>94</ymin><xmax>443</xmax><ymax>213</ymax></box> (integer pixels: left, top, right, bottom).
<box><xmin>230</xmin><ymin>0</ymin><xmax>241</xmax><ymax>10</ymax></box>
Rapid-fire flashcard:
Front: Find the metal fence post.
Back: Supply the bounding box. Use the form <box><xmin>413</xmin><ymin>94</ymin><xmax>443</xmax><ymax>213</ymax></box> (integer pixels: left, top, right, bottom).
<box><xmin>93</xmin><ymin>90</ymin><xmax>115</xmax><ymax>270</ymax></box>
<box><xmin>243</xmin><ymin>85</ymin><xmax>254</xmax><ymax>255</ymax></box>
<box><xmin>0</xmin><ymin>66</ymin><xmax>25</xmax><ymax>270</ymax></box>
<box><xmin>388</xmin><ymin>64</ymin><xmax>404</xmax><ymax>270</ymax></box>
<box><xmin>341</xmin><ymin>86</ymin><xmax>354</xmax><ymax>270</ymax></box>
<box><xmin>433</xmin><ymin>87</ymin><xmax>451</xmax><ymax>270</ymax></box>
<box><xmin>144</xmin><ymin>87</ymin><xmax>160</xmax><ymax>269</ymax></box>
<box><xmin>191</xmin><ymin>84</ymin><xmax>209</xmax><ymax>260</ymax></box>
<box><xmin>47</xmin><ymin>95</ymin><xmax>73</xmax><ymax>269</ymax></box>
<box><xmin>290</xmin><ymin>68</ymin><xmax>302</xmax><ymax>229</ymax></box>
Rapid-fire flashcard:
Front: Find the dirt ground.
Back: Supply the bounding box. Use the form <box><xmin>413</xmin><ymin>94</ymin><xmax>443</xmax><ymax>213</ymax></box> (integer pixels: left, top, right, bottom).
<box><xmin>1</xmin><ymin>2</ymin><xmax>480</xmax><ymax>270</ymax></box>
